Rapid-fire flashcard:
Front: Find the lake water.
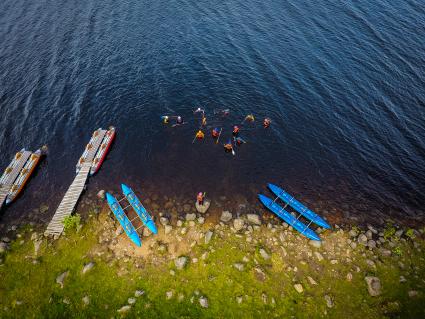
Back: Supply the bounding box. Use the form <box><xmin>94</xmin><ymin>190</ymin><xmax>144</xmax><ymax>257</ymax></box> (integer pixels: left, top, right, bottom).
<box><xmin>1</xmin><ymin>0</ymin><xmax>424</xmax><ymax>227</ymax></box>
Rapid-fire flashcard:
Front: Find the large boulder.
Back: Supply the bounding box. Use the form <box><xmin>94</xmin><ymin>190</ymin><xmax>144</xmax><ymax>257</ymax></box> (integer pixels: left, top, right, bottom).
<box><xmin>365</xmin><ymin>276</ymin><xmax>381</xmax><ymax>296</ymax></box>
<box><xmin>82</xmin><ymin>262</ymin><xmax>95</xmax><ymax>274</ymax></box>
<box><xmin>247</xmin><ymin>214</ymin><xmax>261</xmax><ymax>225</ymax></box>
<box><xmin>195</xmin><ymin>200</ymin><xmax>210</xmax><ymax>214</ymax></box>
<box><xmin>56</xmin><ymin>271</ymin><xmax>69</xmax><ymax>288</ymax></box>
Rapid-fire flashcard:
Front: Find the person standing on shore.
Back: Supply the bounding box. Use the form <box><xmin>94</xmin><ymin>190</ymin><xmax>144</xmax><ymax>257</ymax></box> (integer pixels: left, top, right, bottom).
<box><xmin>197</xmin><ymin>192</ymin><xmax>205</xmax><ymax>205</ymax></box>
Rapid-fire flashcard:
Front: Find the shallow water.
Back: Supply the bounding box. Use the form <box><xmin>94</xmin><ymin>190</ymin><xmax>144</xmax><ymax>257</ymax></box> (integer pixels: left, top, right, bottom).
<box><xmin>1</xmin><ymin>0</ymin><xmax>425</xmax><ymax>226</ymax></box>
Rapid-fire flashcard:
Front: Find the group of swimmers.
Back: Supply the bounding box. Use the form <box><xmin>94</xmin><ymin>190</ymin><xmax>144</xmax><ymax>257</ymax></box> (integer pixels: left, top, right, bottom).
<box><xmin>161</xmin><ymin>108</ymin><xmax>271</xmax><ymax>155</ymax></box>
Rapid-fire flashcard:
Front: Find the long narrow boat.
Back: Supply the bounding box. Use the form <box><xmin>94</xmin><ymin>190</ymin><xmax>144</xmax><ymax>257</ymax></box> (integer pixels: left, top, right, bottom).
<box><xmin>90</xmin><ymin>127</ymin><xmax>115</xmax><ymax>176</ymax></box>
<box><xmin>0</xmin><ymin>148</ymin><xmax>26</xmax><ymax>185</ymax></box>
<box><xmin>268</xmin><ymin>183</ymin><xmax>331</xmax><ymax>229</ymax></box>
<box><xmin>121</xmin><ymin>184</ymin><xmax>157</xmax><ymax>234</ymax></box>
<box><xmin>258</xmin><ymin>194</ymin><xmax>320</xmax><ymax>241</ymax></box>
<box><xmin>76</xmin><ymin>128</ymin><xmax>106</xmax><ymax>174</ymax></box>
<box><xmin>106</xmin><ymin>192</ymin><xmax>142</xmax><ymax>247</ymax></box>
<box><xmin>5</xmin><ymin>149</ymin><xmax>43</xmax><ymax>205</ymax></box>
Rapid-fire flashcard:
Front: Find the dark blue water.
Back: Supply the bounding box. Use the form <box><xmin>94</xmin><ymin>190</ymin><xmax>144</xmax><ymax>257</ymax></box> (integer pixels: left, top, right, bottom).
<box><xmin>1</xmin><ymin>0</ymin><xmax>425</xmax><ymax>226</ymax></box>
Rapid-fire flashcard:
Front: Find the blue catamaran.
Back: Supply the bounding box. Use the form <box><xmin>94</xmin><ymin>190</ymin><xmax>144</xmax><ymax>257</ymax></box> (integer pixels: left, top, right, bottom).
<box><xmin>268</xmin><ymin>183</ymin><xmax>331</xmax><ymax>229</ymax></box>
<box><xmin>121</xmin><ymin>184</ymin><xmax>158</xmax><ymax>235</ymax></box>
<box><xmin>106</xmin><ymin>192</ymin><xmax>142</xmax><ymax>247</ymax></box>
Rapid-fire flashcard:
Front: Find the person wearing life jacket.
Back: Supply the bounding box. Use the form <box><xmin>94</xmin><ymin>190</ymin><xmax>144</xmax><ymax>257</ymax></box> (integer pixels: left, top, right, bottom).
<box><xmin>161</xmin><ymin>116</ymin><xmax>169</xmax><ymax>124</ymax></box>
<box><xmin>263</xmin><ymin>118</ymin><xmax>271</xmax><ymax>128</ymax></box>
<box><xmin>234</xmin><ymin>137</ymin><xmax>246</xmax><ymax>146</ymax></box>
<box><xmin>194</xmin><ymin>107</ymin><xmax>205</xmax><ymax>115</ymax></box>
<box><xmin>196</xmin><ymin>130</ymin><xmax>205</xmax><ymax>140</ymax></box>
<box><xmin>197</xmin><ymin>192</ymin><xmax>205</xmax><ymax>205</ymax></box>
<box><xmin>245</xmin><ymin>114</ymin><xmax>255</xmax><ymax>122</ymax></box>
<box><xmin>212</xmin><ymin>128</ymin><xmax>220</xmax><ymax>138</ymax></box>
<box><xmin>232</xmin><ymin>125</ymin><xmax>240</xmax><ymax>137</ymax></box>
<box><xmin>202</xmin><ymin>116</ymin><xmax>207</xmax><ymax>126</ymax></box>
<box><xmin>224</xmin><ymin>140</ymin><xmax>233</xmax><ymax>153</ymax></box>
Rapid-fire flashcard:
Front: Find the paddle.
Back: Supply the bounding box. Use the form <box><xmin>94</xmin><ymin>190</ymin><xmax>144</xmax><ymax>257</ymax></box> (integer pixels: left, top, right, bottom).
<box><xmin>192</xmin><ymin>133</ymin><xmax>198</xmax><ymax>144</ymax></box>
<box><xmin>216</xmin><ymin>128</ymin><xmax>223</xmax><ymax>144</ymax></box>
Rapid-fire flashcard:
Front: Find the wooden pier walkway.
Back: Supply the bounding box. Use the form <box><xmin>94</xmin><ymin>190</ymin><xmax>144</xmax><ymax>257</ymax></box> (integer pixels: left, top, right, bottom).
<box><xmin>0</xmin><ymin>150</ymin><xmax>32</xmax><ymax>208</ymax></box>
<box><xmin>44</xmin><ymin>129</ymin><xmax>107</xmax><ymax>237</ymax></box>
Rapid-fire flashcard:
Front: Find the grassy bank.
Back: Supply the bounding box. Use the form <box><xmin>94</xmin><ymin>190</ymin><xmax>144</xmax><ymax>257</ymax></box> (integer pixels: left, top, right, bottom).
<box><xmin>0</xmin><ymin>208</ymin><xmax>424</xmax><ymax>318</ymax></box>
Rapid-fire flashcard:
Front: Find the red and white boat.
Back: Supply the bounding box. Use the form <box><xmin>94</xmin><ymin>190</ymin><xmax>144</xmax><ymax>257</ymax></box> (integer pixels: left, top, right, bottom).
<box><xmin>90</xmin><ymin>126</ymin><xmax>115</xmax><ymax>176</ymax></box>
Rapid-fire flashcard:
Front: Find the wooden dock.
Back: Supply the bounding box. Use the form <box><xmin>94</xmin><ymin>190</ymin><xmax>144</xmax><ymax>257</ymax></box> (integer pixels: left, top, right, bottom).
<box><xmin>0</xmin><ymin>150</ymin><xmax>32</xmax><ymax>208</ymax></box>
<box><xmin>44</xmin><ymin>129</ymin><xmax>107</xmax><ymax>237</ymax></box>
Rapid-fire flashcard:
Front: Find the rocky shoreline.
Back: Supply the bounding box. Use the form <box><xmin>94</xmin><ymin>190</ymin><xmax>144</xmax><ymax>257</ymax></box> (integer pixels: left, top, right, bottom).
<box><xmin>0</xmin><ymin>196</ymin><xmax>424</xmax><ymax>318</ymax></box>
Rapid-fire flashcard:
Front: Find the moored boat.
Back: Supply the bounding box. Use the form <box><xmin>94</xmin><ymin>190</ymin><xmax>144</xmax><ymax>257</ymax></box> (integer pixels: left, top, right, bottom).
<box><xmin>90</xmin><ymin>126</ymin><xmax>115</xmax><ymax>176</ymax></box>
<box><xmin>0</xmin><ymin>148</ymin><xmax>26</xmax><ymax>185</ymax></box>
<box><xmin>76</xmin><ymin>128</ymin><xmax>104</xmax><ymax>174</ymax></box>
<box><xmin>5</xmin><ymin>149</ymin><xmax>43</xmax><ymax>205</ymax></box>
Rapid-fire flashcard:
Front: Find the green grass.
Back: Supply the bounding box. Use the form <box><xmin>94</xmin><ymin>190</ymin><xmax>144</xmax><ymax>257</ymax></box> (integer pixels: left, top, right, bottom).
<box><xmin>0</xmin><ymin>215</ymin><xmax>424</xmax><ymax>318</ymax></box>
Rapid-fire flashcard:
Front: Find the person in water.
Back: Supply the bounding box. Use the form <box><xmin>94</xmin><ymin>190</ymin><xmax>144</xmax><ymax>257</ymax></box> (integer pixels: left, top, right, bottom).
<box><xmin>197</xmin><ymin>192</ymin><xmax>205</xmax><ymax>205</ymax></box>
<box><xmin>245</xmin><ymin>114</ymin><xmax>255</xmax><ymax>122</ymax></box>
<box><xmin>232</xmin><ymin>125</ymin><xmax>240</xmax><ymax>137</ymax></box>
<box><xmin>263</xmin><ymin>118</ymin><xmax>271</xmax><ymax>128</ymax></box>
<box><xmin>194</xmin><ymin>107</ymin><xmax>205</xmax><ymax>115</ymax></box>
<box><xmin>176</xmin><ymin>116</ymin><xmax>183</xmax><ymax>125</ymax></box>
<box><xmin>212</xmin><ymin>128</ymin><xmax>220</xmax><ymax>138</ymax></box>
<box><xmin>224</xmin><ymin>140</ymin><xmax>233</xmax><ymax>153</ymax></box>
<box><xmin>196</xmin><ymin>130</ymin><xmax>205</xmax><ymax>140</ymax></box>
<box><xmin>234</xmin><ymin>137</ymin><xmax>246</xmax><ymax>146</ymax></box>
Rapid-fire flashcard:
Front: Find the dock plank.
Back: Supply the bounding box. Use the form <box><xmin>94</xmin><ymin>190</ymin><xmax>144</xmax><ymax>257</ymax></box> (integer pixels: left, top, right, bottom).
<box><xmin>1</xmin><ymin>151</ymin><xmax>32</xmax><ymax>186</ymax></box>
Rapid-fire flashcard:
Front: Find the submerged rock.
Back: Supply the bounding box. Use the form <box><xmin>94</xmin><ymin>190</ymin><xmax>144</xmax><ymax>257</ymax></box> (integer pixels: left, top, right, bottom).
<box><xmin>365</xmin><ymin>276</ymin><xmax>381</xmax><ymax>296</ymax></box>
<box><xmin>309</xmin><ymin>240</ymin><xmax>322</xmax><ymax>249</ymax></box>
<box><xmin>220</xmin><ymin>211</ymin><xmax>233</xmax><ymax>222</ymax></box>
<box><xmin>97</xmin><ymin>190</ymin><xmax>105</xmax><ymax>200</ymax></box>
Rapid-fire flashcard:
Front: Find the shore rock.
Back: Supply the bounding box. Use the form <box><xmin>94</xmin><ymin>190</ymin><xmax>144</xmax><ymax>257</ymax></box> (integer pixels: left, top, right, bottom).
<box><xmin>233</xmin><ymin>218</ymin><xmax>245</xmax><ymax>231</ymax></box>
<box><xmin>166</xmin><ymin>291</ymin><xmax>173</xmax><ymax>299</ymax></box>
<box><xmin>175</xmin><ymin>256</ymin><xmax>188</xmax><ymax>270</ymax></box>
<box><xmin>259</xmin><ymin>248</ymin><xmax>270</xmax><ymax>260</ymax></box>
<box><xmin>247</xmin><ymin>214</ymin><xmax>261</xmax><ymax>226</ymax></box>
<box><xmin>160</xmin><ymin>217</ymin><xmax>169</xmax><ymax>226</ymax></box>
<box><xmin>220</xmin><ymin>211</ymin><xmax>233</xmax><ymax>223</ymax></box>
<box><xmin>82</xmin><ymin>262</ymin><xmax>95</xmax><ymax>274</ymax></box>
<box><xmin>358</xmin><ymin>234</ymin><xmax>368</xmax><ymax>245</ymax></box>
<box><xmin>82</xmin><ymin>295</ymin><xmax>90</xmax><ymax>306</ymax></box>
<box><xmin>128</xmin><ymin>297</ymin><xmax>136</xmax><ymax>305</ymax></box>
<box><xmin>135</xmin><ymin>290</ymin><xmax>145</xmax><ymax>297</ymax></box>
<box><xmin>117</xmin><ymin>305</ymin><xmax>131</xmax><ymax>314</ymax></box>
<box><xmin>294</xmin><ymin>283</ymin><xmax>304</xmax><ymax>293</ymax></box>
<box><xmin>199</xmin><ymin>296</ymin><xmax>209</xmax><ymax>308</ymax></box>
<box><xmin>205</xmin><ymin>231</ymin><xmax>213</xmax><ymax>244</ymax></box>
<box><xmin>0</xmin><ymin>242</ymin><xmax>8</xmax><ymax>253</ymax></box>
<box><xmin>185</xmin><ymin>213</ymin><xmax>196</xmax><ymax>221</ymax></box>
<box><xmin>325</xmin><ymin>295</ymin><xmax>334</xmax><ymax>308</ymax></box>
<box><xmin>233</xmin><ymin>263</ymin><xmax>245</xmax><ymax>271</ymax></box>
<box><xmin>195</xmin><ymin>200</ymin><xmax>210</xmax><ymax>214</ymax></box>
<box><xmin>164</xmin><ymin>225</ymin><xmax>173</xmax><ymax>235</ymax></box>
<box><xmin>254</xmin><ymin>267</ymin><xmax>267</xmax><ymax>282</ymax></box>
<box><xmin>309</xmin><ymin>240</ymin><xmax>322</xmax><ymax>249</ymax></box>
<box><xmin>56</xmin><ymin>271</ymin><xmax>69</xmax><ymax>288</ymax></box>
<box><xmin>365</xmin><ymin>276</ymin><xmax>381</xmax><ymax>296</ymax></box>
